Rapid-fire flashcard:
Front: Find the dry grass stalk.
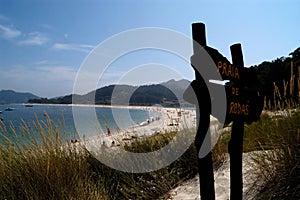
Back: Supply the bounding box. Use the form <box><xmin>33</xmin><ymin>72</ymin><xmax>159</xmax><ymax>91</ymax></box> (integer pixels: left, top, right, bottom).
<box><xmin>283</xmin><ymin>80</ymin><xmax>288</xmax><ymax>97</ymax></box>
<box><xmin>298</xmin><ymin>66</ymin><xmax>300</xmax><ymax>102</ymax></box>
<box><xmin>290</xmin><ymin>61</ymin><xmax>294</xmax><ymax>96</ymax></box>
<box><xmin>268</xmin><ymin>62</ymin><xmax>300</xmax><ymax>110</ymax></box>
<box><xmin>264</xmin><ymin>96</ymin><xmax>267</xmax><ymax>110</ymax></box>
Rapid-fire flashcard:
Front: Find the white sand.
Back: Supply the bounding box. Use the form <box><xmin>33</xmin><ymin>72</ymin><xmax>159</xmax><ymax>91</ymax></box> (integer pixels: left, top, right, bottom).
<box><xmin>166</xmin><ymin>152</ymin><xmax>263</xmax><ymax>200</ymax></box>
<box><xmin>81</xmin><ymin>105</ymin><xmax>226</xmax><ymax>148</ymax></box>
<box><xmin>83</xmin><ymin>106</ymin><xmax>198</xmax><ymax>147</ymax></box>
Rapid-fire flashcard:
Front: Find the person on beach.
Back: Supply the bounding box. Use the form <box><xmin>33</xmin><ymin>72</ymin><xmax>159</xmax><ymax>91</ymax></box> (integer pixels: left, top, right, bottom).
<box><xmin>106</xmin><ymin>124</ymin><xmax>111</xmax><ymax>136</ymax></box>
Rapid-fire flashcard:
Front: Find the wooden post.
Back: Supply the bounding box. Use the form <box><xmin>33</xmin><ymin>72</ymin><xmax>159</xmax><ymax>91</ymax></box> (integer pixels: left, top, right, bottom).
<box><xmin>229</xmin><ymin>44</ymin><xmax>245</xmax><ymax>200</ymax></box>
<box><xmin>229</xmin><ymin>121</ymin><xmax>244</xmax><ymax>200</ymax></box>
<box><xmin>187</xmin><ymin>23</ymin><xmax>263</xmax><ymax>200</ymax></box>
<box><xmin>191</xmin><ymin>22</ymin><xmax>215</xmax><ymax>200</ymax></box>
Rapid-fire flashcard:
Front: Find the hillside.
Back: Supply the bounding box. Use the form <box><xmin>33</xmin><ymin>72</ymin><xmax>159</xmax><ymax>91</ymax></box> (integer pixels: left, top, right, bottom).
<box><xmin>0</xmin><ymin>90</ymin><xmax>40</xmax><ymax>104</ymax></box>
<box><xmin>28</xmin><ymin>79</ymin><xmax>191</xmax><ymax>106</ymax></box>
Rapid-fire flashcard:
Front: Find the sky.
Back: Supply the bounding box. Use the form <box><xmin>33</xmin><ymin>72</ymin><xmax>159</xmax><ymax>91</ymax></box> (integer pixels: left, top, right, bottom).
<box><xmin>0</xmin><ymin>0</ymin><xmax>299</xmax><ymax>98</ymax></box>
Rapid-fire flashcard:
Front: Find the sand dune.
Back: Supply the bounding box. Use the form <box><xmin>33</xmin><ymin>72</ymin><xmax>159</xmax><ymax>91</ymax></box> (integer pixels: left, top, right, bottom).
<box><xmin>167</xmin><ymin>152</ymin><xmax>263</xmax><ymax>200</ymax></box>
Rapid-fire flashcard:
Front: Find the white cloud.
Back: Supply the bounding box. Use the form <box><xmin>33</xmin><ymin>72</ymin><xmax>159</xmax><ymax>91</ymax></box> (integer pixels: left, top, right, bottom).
<box><xmin>32</xmin><ymin>60</ymin><xmax>50</xmax><ymax>65</ymax></box>
<box><xmin>18</xmin><ymin>32</ymin><xmax>49</xmax><ymax>46</ymax></box>
<box><xmin>0</xmin><ymin>24</ymin><xmax>21</xmax><ymax>39</ymax></box>
<box><xmin>36</xmin><ymin>66</ymin><xmax>77</xmax><ymax>81</ymax></box>
<box><xmin>52</xmin><ymin>43</ymin><xmax>95</xmax><ymax>53</ymax></box>
<box><xmin>0</xmin><ymin>65</ymin><xmax>78</xmax><ymax>97</ymax></box>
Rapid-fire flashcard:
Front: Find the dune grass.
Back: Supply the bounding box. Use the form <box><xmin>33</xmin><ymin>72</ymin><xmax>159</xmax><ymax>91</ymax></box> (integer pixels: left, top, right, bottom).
<box><xmin>0</xmin><ymin>116</ymin><xmax>201</xmax><ymax>200</ymax></box>
<box><xmin>0</xmin><ymin>114</ymin><xmax>228</xmax><ymax>199</ymax></box>
<box><xmin>0</xmin><ymin>108</ymin><xmax>299</xmax><ymax>199</ymax></box>
<box><xmin>0</xmin><ymin>118</ymin><xmax>108</xmax><ymax>200</ymax></box>
<box><xmin>243</xmin><ymin>110</ymin><xmax>300</xmax><ymax>199</ymax></box>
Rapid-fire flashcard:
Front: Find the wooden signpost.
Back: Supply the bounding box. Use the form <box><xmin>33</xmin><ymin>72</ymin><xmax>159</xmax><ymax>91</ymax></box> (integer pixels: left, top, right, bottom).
<box><xmin>185</xmin><ymin>22</ymin><xmax>263</xmax><ymax>200</ymax></box>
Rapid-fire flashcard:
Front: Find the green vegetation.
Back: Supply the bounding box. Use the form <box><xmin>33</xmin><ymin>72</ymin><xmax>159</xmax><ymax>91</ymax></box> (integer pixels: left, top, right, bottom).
<box><xmin>255</xmin><ymin>47</ymin><xmax>300</xmax><ymax>109</ymax></box>
<box><xmin>0</xmin><ymin>118</ymin><xmax>108</xmax><ymax>199</ymax></box>
<box><xmin>0</xmin><ymin>118</ymin><xmax>200</xmax><ymax>200</ymax></box>
<box><xmin>245</xmin><ymin>50</ymin><xmax>300</xmax><ymax>199</ymax></box>
<box><xmin>212</xmin><ymin>109</ymin><xmax>300</xmax><ymax>199</ymax></box>
<box><xmin>245</xmin><ymin>111</ymin><xmax>300</xmax><ymax>199</ymax></box>
<box><xmin>0</xmin><ymin>108</ymin><xmax>299</xmax><ymax>199</ymax></box>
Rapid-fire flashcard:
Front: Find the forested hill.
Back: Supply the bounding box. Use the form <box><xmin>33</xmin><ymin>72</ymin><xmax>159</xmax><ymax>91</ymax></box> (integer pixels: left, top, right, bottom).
<box><xmin>254</xmin><ymin>47</ymin><xmax>300</xmax><ymax>105</ymax></box>
<box><xmin>28</xmin><ymin>79</ymin><xmax>191</xmax><ymax>106</ymax></box>
<box><xmin>0</xmin><ymin>90</ymin><xmax>40</xmax><ymax>104</ymax></box>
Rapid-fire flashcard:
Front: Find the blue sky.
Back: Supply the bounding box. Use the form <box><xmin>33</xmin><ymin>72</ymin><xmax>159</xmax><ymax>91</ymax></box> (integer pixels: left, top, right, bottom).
<box><xmin>0</xmin><ymin>0</ymin><xmax>299</xmax><ymax>98</ymax></box>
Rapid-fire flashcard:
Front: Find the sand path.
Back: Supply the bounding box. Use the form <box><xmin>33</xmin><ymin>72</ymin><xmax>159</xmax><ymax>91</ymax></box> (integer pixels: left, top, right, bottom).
<box><xmin>166</xmin><ymin>152</ymin><xmax>262</xmax><ymax>200</ymax></box>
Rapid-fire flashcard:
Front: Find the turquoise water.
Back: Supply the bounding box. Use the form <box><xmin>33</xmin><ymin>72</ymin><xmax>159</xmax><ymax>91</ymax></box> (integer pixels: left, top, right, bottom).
<box><xmin>0</xmin><ymin>104</ymin><xmax>151</xmax><ymax>144</ymax></box>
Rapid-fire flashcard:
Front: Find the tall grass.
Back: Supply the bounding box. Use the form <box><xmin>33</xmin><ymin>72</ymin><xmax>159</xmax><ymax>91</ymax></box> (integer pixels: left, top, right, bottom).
<box><xmin>1</xmin><ymin>106</ymin><xmax>298</xmax><ymax>199</ymax></box>
<box><xmin>264</xmin><ymin>61</ymin><xmax>300</xmax><ymax>110</ymax></box>
<box><xmin>0</xmin><ymin>115</ymin><xmax>204</xmax><ymax>199</ymax></box>
<box><xmin>254</xmin><ymin>61</ymin><xmax>299</xmax><ymax>198</ymax></box>
<box><xmin>0</xmin><ymin>112</ymin><xmax>230</xmax><ymax>200</ymax></box>
<box><xmin>0</xmin><ymin>117</ymin><xmax>108</xmax><ymax>200</ymax></box>
<box><xmin>243</xmin><ymin>110</ymin><xmax>300</xmax><ymax>199</ymax></box>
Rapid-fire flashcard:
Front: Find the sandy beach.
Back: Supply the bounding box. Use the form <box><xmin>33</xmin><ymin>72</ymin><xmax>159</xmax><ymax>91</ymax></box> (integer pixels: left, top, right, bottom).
<box><xmin>71</xmin><ymin>103</ymin><xmax>226</xmax><ymax>148</ymax></box>
<box><xmin>82</xmin><ymin>106</ymin><xmax>198</xmax><ymax>148</ymax></box>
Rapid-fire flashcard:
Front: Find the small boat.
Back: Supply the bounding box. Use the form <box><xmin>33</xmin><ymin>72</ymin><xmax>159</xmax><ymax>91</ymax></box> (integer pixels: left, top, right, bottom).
<box><xmin>25</xmin><ymin>104</ymin><xmax>33</xmax><ymax>107</ymax></box>
<box><xmin>0</xmin><ymin>111</ymin><xmax>2</xmax><ymax>114</ymax></box>
<box><xmin>5</xmin><ymin>107</ymin><xmax>14</xmax><ymax>111</ymax></box>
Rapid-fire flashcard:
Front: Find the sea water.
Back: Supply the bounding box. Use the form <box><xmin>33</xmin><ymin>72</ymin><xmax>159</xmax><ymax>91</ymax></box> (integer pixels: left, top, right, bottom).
<box><xmin>0</xmin><ymin>104</ymin><xmax>152</xmax><ymax>144</ymax></box>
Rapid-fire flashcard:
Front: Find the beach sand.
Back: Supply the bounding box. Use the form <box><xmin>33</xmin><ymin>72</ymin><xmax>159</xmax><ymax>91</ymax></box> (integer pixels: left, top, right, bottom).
<box><xmin>83</xmin><ymin>106</ymin><xmax>198</xmax><ymax>148</ymax></box>
<box><xmin>80</xmin><ymin>105</ymin><xmax>225</xmax><ymax>148</ymax></box>
<box><xmin>166</xmin><ymin>152</ymin><xmax>262</xmax><ymax>200</ymax></box>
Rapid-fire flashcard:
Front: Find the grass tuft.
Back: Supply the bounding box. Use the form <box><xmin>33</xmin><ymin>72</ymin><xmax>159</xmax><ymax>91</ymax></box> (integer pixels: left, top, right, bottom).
<box><xmin>244</xmin><ymin>110</ymin><xmax>300</xmax><ymax>199</ymax></box>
